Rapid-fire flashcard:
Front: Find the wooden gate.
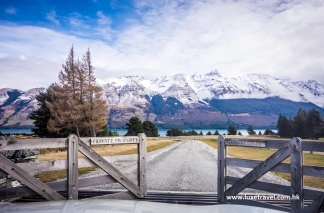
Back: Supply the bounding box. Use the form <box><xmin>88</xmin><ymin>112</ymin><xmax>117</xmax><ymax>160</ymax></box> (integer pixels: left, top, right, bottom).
<box><xmin>0</xmin><ymin>133</ymin><xmax>147</xmax><ymax>201</ymax></box>
<box><xmin>217</xmin><ymin>135</ymin><xmax>324</xmax><ymax>213</ymax></box>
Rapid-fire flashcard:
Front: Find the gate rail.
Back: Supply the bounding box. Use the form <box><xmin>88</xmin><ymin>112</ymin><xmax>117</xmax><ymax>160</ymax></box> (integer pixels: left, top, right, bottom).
<box><xmin>217</xmin><ymin>135</ymin><xmax>324</xmax><ymax>213</ymax></box>
<box><xmin>0</xmin><ymin>134</ymin><xmax>147</xmax><ymax>201</ymax></box>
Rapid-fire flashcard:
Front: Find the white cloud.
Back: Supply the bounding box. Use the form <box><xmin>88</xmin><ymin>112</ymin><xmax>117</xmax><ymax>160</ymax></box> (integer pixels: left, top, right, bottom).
<box><xmin>5</xmin><ymin>7</ymin><xmax>16</xmax><ymax>14</ymax></box>
<box><xmin>46</xmin><ymin>11</ymin><xmax>60</xmax><ymax>25</ymax></box>
<box><xmin>1</xmin><ymin>0</ymin><xmax>324</xmax><ymax>90</ymax></box>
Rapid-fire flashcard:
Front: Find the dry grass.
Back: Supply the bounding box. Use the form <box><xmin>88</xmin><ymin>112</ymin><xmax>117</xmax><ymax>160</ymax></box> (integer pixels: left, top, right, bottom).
<box><xmin>200</xmin><ymin>137</ymin><xmax>324</xmax><ymax>189</ymax></box>
<box><xmin>39</xmin><ymin>138</ymin><xmax>176</xmax><ymax>182</ymax></box>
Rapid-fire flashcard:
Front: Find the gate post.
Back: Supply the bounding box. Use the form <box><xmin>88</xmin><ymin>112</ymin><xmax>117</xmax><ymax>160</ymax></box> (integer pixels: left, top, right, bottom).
<box><xmin>218</xmin><ymin>135</ymin><xmax>227</xmax><ymax>202</ymax></box>
<box><xmin>138</xmin><ymin>133</ymin><xmax>147</xmax><ymax>198</ymax></box>
<box><xmin>68</xmin><ymin>134</ymin><xmax>78</xmax><ymax>200</ymax></box>
<box><xmin>290</xmin><ymin>137</ymin><xmax>303</xmax><ymax>212</ymax></box>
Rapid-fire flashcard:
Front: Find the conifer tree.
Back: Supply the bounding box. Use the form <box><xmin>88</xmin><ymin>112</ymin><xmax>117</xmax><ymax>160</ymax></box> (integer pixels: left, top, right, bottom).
<box><xmin>206</xmin><ymin>131</ymin><xmax>212</xmax><ymax>135</ymax></box>
<box><xmin>199</xmin><ymin>131</ymin><xmax>203</xmax><ymax>135</ymax></box>
<box><xmin>47</xmin><ymin>47</ymin><xmax>108</xmax><ymax>137</ymax></box>
<box><xmin>247</xmin><ymin>125</ymin><xmax>256</xmax><ymax>135</ymax></box>
<box><xmin>227</xmin><ymin>125</ymin><xmax>237</xmax><ymax>135</ymax></box>
<box><xmin>143</xmin><ymin>120</ymin><xmax>159</xmax><ymax>137</ymax></box>
<box><xmin>125</xmin><ymin>117</ymin><xmax>144</xmax><ymax>136</ymax></box>
<box><xmin>213</xmin><ymin>130</ymin><xmax>220</xmax><ymax>135</ymax></box>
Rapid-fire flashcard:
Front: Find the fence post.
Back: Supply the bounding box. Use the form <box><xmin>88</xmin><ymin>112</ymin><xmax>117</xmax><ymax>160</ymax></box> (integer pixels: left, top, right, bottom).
<box><xmin>218</xmin><ymin>135</ymin><xmax>227</xmax><ymax>202</ymax></box>
<box><xmin>68</xmin><ymin>134</ymin><xmax>78</xmax><ymax>200</ymax></box>
<box><xmin>138</xmin><ymin>133</ymin><xmax>147</xmax><ymax>198</ymax></box>
<box><xmin>290</xmin><ymin>137</ymin><xmax>303</xmax><ymax>212</ymax></box>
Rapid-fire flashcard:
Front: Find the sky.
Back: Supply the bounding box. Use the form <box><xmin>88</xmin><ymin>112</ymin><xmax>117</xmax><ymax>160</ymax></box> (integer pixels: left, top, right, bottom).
<box><xmin>0</xmin><ymin>0</ymin><xmax>324</xmax><ymax>90</ymax></box>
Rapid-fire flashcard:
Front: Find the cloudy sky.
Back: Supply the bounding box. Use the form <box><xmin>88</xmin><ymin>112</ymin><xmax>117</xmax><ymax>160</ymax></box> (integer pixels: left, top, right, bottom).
<box><xmin>0</xmin><ymin>0</ymin><xmax>323</xmax><ymax>90</ymax></box>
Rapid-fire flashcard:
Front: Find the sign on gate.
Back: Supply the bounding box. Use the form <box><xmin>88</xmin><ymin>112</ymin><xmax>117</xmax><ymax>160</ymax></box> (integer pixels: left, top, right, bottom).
<box><xmin>225</xmin><ymin>139</ymin><xmax>266</xmax><ymax>147</ymax></box>
<box><xmin>90</xmin><ymin>136</ymin><xmax>140</xmax><ymax>145</ymax></box>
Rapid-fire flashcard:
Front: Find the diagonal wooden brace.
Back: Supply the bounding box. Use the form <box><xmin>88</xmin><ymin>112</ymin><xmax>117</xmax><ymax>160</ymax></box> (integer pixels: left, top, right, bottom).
<box><xmin>0</xmin><ymin>155</ymin><xmax>65</xmax><ymax>201</ymax></box>
<box><xmin>78</xmin><ymin>138</ymin><xmax>142</xmax><ymax>198</ymax></box>
<box><xmin>225</xmin><ymin>141</ymin><xmax>291</xmax><ymax>197</ymax></box>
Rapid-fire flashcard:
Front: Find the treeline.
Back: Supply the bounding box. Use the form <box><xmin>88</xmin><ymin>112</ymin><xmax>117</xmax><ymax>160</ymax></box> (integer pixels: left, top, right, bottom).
<box><xmin>277</xmin><ymin>108</ymin><xmax>324</xmax><ymax>139</ymax></box>
<box><xmin>166</xmin><ymin>128</ymin><xmax>220</xmax><ymax>136</ymax></box>
<box><xmin>30</xmin><ymin>47</ymin><xmax>108</xmax><ymax>137</ymax></box>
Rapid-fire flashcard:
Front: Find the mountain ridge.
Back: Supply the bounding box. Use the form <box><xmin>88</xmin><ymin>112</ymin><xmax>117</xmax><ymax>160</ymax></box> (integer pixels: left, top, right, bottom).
<box><xmin>1</xmin><ymin>71</ymin><xmax>324</xmax><ymax>129</ymax></box>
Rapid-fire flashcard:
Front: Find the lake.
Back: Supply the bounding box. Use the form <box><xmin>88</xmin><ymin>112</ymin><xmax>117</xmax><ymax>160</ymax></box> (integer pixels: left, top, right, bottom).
<box><xmin>0</xmin><ymin>128</ymin><xmax>277</xmax><ymax>136</ymax></box>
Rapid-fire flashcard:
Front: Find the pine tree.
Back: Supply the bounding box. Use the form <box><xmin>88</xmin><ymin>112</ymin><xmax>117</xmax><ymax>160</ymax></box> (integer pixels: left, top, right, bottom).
<box><xmin>143</xmin><ymin>120</ymin><xmax>159</xmax><ymax>137</ymax></box>
<box><xmin>247</xmin><ymin>125</ymin><xmax>256</xmax><ymax>135</ymax></box>
<box><xmin>166</xmin><ymin>128</ymin><xmax>183</xmax><ymax>136</ymax></box>
<box><xmin>213</xmin><ymin>130</ymin><xmax>220</xmax><ymax>135</ymax></box>
<box><xmin>227</xmin><ymin>125</ymin><xmax>237</xmax><ymax>135</ymax></box>
<box><xmin>125</xmin><ymin>117</ymin><xmax>144</xmax><ymax>136</ymax></box>
<box><xmin>238</xmin><ymin>131</ymin><xmax>242</xmax><ymax>135</ymax></box>
<box><xmin>306</xmin><ymin>109</ymin><xmax>323</xmax><ymax>139</ymax></box>
<box><xmin>47</xmin><ymin>47</ymin><xmax>108</xmax><ymax>137</ymax></box>
<box><xmin>206</xmin><ymin>131</ymin><xmax>212</xmax><ymax>135</ymax></box>
<box><xmin>293</xmin><ymin>108</ymin><xmax>307</xmax><ymax>138</ymax></box>
<box><xmin>258</xmin><ymin>131</ymin><xmax>262</xmax><ymax>135</ymax></box>
<box><xmin>81</xmin><ymin>49</ymin><xmax>108</xmax><ymax>136</ymax></box>
<box><xmin>199</xmin><ymin>131</ymin><xmax>203</xmax><ymax>135</ymax></box>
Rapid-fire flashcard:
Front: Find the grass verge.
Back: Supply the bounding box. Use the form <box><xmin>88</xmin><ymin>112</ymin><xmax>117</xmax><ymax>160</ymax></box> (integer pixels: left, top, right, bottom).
<box><xmin>199</xmin><ymin>138</ymin><xmax>324</xmax><ymax>189</ymax></box>
<box><xmin>39</xmin><ymin>139</ymin><xmax>176</xmax><ymax>182</ymax></box>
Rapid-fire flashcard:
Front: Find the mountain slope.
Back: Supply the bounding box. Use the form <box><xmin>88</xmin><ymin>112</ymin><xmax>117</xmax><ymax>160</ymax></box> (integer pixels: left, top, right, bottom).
<box><xmin>1</xmin><ymin>71</ymin><xmax>323</xmax><ymax>129</ymax></box>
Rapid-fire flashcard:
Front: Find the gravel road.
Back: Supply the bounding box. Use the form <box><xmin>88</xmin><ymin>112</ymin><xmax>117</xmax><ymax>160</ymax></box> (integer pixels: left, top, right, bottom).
<box><xmin>80</xmin><ymin>140</ymin><xmax>319</xmax><ymax>193</ymax></box>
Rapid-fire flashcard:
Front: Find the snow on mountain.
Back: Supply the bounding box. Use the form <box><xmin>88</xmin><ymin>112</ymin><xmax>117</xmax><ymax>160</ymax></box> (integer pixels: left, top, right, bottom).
<box><xmin>96</xmin><ymin>71</ymin><xmax>324</xmax><ymax>108</ymax></box>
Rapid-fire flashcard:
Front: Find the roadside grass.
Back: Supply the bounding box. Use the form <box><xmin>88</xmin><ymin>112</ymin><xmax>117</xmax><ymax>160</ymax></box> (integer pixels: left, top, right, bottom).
<box><xmin>39</xmin><ymin>139</ymin><xmax>176</xmax><ymax>182</ymax></box>
<box><xmin>199</xmin><ymin>137</ymin><xmax>324</xmax><ymax>189</ymax></box>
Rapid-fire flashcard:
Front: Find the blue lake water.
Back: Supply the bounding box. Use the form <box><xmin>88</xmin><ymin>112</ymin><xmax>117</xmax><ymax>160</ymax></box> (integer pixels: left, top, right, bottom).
<box><xmin>0</xmin><ymin>128</ymin><xmax>277</xmax><ymax>136</ymax></box>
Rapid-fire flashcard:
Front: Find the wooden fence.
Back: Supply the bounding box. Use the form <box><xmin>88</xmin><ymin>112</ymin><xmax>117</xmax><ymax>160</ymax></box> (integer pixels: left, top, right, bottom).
<box><xmin>0</xmin><ymin>134</ymin><xmax>147</xmax><ymax>201</ymax></box>
<box><xmin>217</xmin><ymin>135</ymin><xmax>324</xmax><ymax>213</ymax></box>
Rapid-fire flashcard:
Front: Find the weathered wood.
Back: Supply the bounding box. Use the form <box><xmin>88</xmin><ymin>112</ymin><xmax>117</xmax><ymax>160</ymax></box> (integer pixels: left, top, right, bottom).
<box><xmin>226</xmin><ymin>176</ymin><xmax>323</xmax><ymax>200</ymax></box>
<box><xmin>68</xmin><ymin>135</ymin><xmax>78</xmax><ymax>200</ymax></box>
<box><xmin>0</xmin><ymin>172</ymin><xmax>137</xmax><ymax>200</ymax></box>
<box><xmin>226</xmin><ymin>157</ymin><xmax>324</xmax><ymax>178</ymax></box>
<box><xmin>302</xmin><ymin>141</ymin><xmax>324</xmax><ymax>152</ymax></box>
<box><xmin>89</xmin><ymin>136</ymin><xmax>140</xmax><ymax>145</ymax></box>
<box><xmin>217</xmin><ymin>135</ymin><xmax>227</xmax><ymax>202</ymax></box>
<box><xmin>13</xmin><ymin>154</ymin><xmax>138</xmax><ymax>174</ymax></box>
<box><xmin>225</xmin><ymin>141</ymin><xmax>290</xmax><ymax>197</ymax></box>
<box><xmin>0</xmin><ymin>169</ymin><xmax>6</xmax><ymax>176</ymax></box>
<box><xmin>226</xmin><ymin>176</ymin><xmax>291</xmax><ymax>196</ymax></box>
<box><xmin>0</xmin><ymin>138</ymin><xmax>67</xmax><ymax>150</ymax></box>
<box><xmin>77</xmin><ymin>139</ymin><xmax>141</xmax><ymax>198</ymax></box>
<box><xmin>265</xmin><ymin>140</ymin><xmax>289</xmax><ymax>149</ymax></box>
<box><xmin>138</xmin><ymin>133</ymin><xmax>147</xmax><ymax>197</ymax></box>
<box><xmin>83</xmin><ymin>191</ymin><xmax>136</xmax><ymax>200</ymax></box>
<box><xmin>225</xmin><ymin>139</ymin><xmax>266</xmax><ymax>147</ymax></box>
<box><xmin>0</xmin><ymin>155</ymin><xmax>65</xmax><ymax>201</ymax></box>
<box><xmin>290</xmin><ymin>137</ymin><xmax>303</xmax><ymax>212</ymax></box>
<box><xmin>302</xmin><ymin>193</ymin><xmax>324</xmax><ymax>213</ymax></box>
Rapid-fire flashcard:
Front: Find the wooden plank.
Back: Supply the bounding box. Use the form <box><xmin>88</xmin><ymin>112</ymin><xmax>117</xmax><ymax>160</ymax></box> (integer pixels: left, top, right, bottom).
<box><xmin>226</xmin><ymin>176</ymin><xmax>291</xmax><ymax>196</ymax></box>
<box><xmin>0</xmin><ymin>155</ymin><xmax>65</xmax><ymax>201</ymax></box>
<box><xmin>68</xmin><ymin>135</ymin><xmax>78</xmax><ymax>200</ymax></box>
<box><xmin>77</xmin><ymin>139</ymin><xmax>141</xmax><ymax>198</ymax></box>
<box><xmin>138</xmin><ymin>133</ymin><xmax>147</xmax><ymax>197</ymax></box>
<box><xmin>83</xmin><ymin>191</ymin><xmax>136</xmax><ymax>200</ymax></box>
<box><xmin>302</xmin><ymin>193</ymin><xmax>324</xmax><ymax>213</ymax></box>
<box><xmin>0</xmin><ymin>173</ymin><xmax>137</xmax><ymax>200</ymax></box>
<box><xmin>90</xmin><ymin>136</ymin><xmax>139</xmax><ymax>145</ymax></box>
<box><xmin>225</xmin><ymin>141</ymin><xmax>290</xmax><ymax>197</ymax></box>
<box><xmin>291</xmin><ymin>137</ymin><xmax>303</xmax><ymax>212</ymax></box>
<box><xmin>225</xmin><ymin>139</ymin><xmax>266</xmax><ymax>147</ymax></box>
<box><xmin>226</xmin><ymin>176</ymin><xmax>323</xmax><ymax>200</ymax></box>
<box><xmin>226</xmin><ymin>157</ymin><xmax>324</xmax><ymax>178</ymax></box>
<box><xmin>217</xmin><ymin>135</ymin><xmax>227</xmax><ymax>202</ymax></box>
<box><xmin>13</xmin><ymin>154</ymin><xmax>138</xmax><ymax>174</ymax></box>
<box><xmin>0</xmin><ymin>138</ymin><xmax>67</xmax><ymax>150</ymax></box>
<box><xmin>302</xmin><ymin>141</ymin><xmax>324</xmax><ymax>152</ymax></box>
<box><xmin>265</xmin><ymin>140</ymin><xmax>289</xmax><ymax>149</ymax></box>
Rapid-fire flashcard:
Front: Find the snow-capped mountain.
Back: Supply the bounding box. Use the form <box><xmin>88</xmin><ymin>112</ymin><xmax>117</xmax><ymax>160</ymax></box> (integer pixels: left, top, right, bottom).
<box><xmin>1</xmin><ymin>71</ymin><xmax>323</xmax><ymax>129</ymax></box>
<box><xmin>97</xmin><ymin>70</ymin><xmax>324</xmax><ymax>108</ymax></box>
